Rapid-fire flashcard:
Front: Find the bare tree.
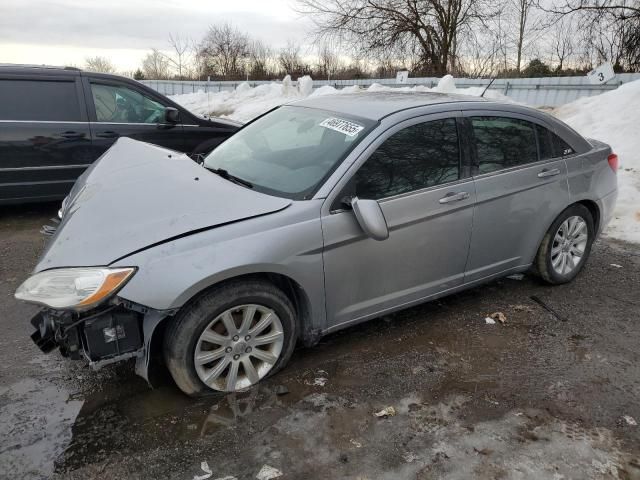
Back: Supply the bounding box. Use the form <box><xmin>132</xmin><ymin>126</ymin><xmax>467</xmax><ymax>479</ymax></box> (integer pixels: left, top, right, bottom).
<box><xmin>542</xmin><ymin>0</ymin><xmax>640</xmax><ymax>71</ymax></box>
<box><xmin>198</xmin><ymin>23</ymin><xmax>250</xmax><ymax>78</ymax></box>
<box><xmin>141</xmin><ymin>49</ymin><xmax>171</xmax><ymax>79</ymax></box>
<box><xmin>166</xmin><ymin>33</ymin><xmax>192</xmax><ymax>79</ymax></box>
<box><xmin>191</xmin><ymin>37</ymin><xmax>207</xmax><ymax>80</ymax></box>
<box><xmin>458</xmin><ymin>20</ymin><xmax>508</xmax><ymax>77</ymax></box>
<box><xmin>247</xmin><ymin>40</ymin><xmax>274</xmax><ymax>80</ymax></box>
<box><xmin>316</xmin><ymin>41</ymin><xmax>342</xmax><ymax>80</ymax></box>
<box><xmin>513</xmin><ymin>0</ymin><xmax>535</xmax><ymax>72</ymax></box>
<box><xmin>546</xmin><ymin>0</ymin><xmax>639</xmax><ymax>19</ymax></box>
<box><xmin>84</xmin><ymin>56</ymin><xmax>116</xmax><ymax>73</ymax></box>
<box><xmin>551</xmin><ymin>18</ymin><xmax>575</xmax><ymax>70</ymax></box>
<box><xmin>297</xmin><ymin>0</ymin><xmax>498</xmax><ymax>76</ymax></box>
<box><xmin>278</xmin><ymin>41</ymin><xmax>304</xmax><ymax>75</ymax></box>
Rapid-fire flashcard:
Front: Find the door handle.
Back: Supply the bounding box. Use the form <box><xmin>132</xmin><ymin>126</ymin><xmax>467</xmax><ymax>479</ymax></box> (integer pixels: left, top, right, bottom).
<box><xmin>59</xmin><ymin>131</ymin><xmax>85</xmax><ymax>139</ymax></box>
<box><xmin>96</xmin><ymin>131</ymin><xmax>119</xmax><ymax>138</ymax></box>
<box><xmin>537</xmin><ymin>168</ymin><xmax>561</xmax><ymax>178</ymax></box>
<box><xmin>439</xmin><ymin>191</ymin><xmax>470</xmax><ymax>204</ymax></box>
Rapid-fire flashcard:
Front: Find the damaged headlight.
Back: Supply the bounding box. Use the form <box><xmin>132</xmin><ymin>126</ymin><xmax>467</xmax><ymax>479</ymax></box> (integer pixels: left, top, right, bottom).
<box><xmin>15</xmin><ymin>267</ymin><xmax>135</xmax><ymax>310</ymax></box>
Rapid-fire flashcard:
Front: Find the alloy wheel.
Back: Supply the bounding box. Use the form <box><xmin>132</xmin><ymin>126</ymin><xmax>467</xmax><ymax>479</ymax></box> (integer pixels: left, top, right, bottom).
<box><xmin>193</xmin><ymin>304</ymin><xmax>284</xmax><ymax>391</ymax></box>
<box><xmin>550</xmin><ymin>215</ymin><xmax>589</xmax><ymax>275</ymax></box>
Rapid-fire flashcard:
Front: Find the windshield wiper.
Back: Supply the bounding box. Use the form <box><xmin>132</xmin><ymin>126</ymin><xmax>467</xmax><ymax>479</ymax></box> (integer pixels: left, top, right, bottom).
<box><xmin>204</xmin><ymin>167</ymin><xmax>253</xmax><ymax>189</ymax></box>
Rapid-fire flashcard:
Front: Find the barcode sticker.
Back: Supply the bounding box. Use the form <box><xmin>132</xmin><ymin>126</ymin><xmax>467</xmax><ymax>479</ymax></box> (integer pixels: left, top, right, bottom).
<box><xmin>319</xmin><ymin>117</ymin><xmax>364</xmax><ymax>137</ymax></box>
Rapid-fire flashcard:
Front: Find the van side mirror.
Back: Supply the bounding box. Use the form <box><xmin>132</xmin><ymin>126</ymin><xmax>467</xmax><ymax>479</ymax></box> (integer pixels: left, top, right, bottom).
<box><xmin>351</xmin><ymin>197</ymin><xmax>389</xmax><ymax>241</ymax></box>
<box><xmin>164</xmin><ymin>107</ymin><xmax>180</xmax><ymax>124</ymax></box>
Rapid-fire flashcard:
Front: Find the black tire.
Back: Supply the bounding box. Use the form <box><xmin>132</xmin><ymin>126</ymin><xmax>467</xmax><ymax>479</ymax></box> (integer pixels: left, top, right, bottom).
<box><xmin>163</xmin><ymin>280</ymin><xmax>297</xmax><ymax>396</ymax></box>
<box><xmin>534</xmin><ymin>204</ymin><xmax>595</xmax><ymax>285</ymax></box>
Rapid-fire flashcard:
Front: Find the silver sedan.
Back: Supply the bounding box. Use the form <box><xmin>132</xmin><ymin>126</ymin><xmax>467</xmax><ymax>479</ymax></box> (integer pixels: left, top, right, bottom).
<box><xmin>16</xmin><ymin>91</ymin><xmax>618</xmax><ymax>395</ymax></box>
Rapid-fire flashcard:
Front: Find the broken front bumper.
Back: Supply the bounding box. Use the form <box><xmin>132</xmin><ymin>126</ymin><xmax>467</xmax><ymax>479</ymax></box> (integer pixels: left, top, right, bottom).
<box><xmin>30</xmin><ymin>303</ymin><xmax>169</xmax><ymax>380</ymax></box>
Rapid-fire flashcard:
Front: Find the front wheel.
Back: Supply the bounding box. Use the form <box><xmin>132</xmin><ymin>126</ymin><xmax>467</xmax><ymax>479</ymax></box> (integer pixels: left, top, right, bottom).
<box><xmin>534</xmin><ymin>204</ymin><xmax>595</xmax><ymax>285</ymax></box>
<box><xmin>163</xmin><ymin>280</ymin><xmax>297</xmax><ymax>396</ymax></box>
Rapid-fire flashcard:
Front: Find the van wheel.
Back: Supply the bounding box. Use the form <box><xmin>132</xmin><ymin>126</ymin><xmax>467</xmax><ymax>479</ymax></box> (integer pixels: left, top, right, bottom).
<box><xmin>163</xmin><ymin>280</ymin><xmax>297</xmax><ymax>396</ymax></box>
<box><xmin>534</xmin><ymin>204</ymin><xmax>594</xmax><ymax>285</ymax></box>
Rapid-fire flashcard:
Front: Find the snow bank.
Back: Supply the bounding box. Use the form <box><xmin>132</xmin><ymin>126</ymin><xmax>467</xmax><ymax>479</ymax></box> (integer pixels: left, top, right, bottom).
<box><xmin>169</xmin><ymin>75</ymin><xmax>311</xmax><ymax>123</ymax></box>
<box><xmin>171</xmin><ymin>75</ymin><xmax>640</xmax><ymax>244</ymax></box>
<box><xmin>170</xmin><ymin>74</ymin><xmax>510</xmax><ymax>123</ymax></box>
<box><xmin>554</xmin><ymin>80</ymin><xmax>640</xmax><ymax>244</ymax></box>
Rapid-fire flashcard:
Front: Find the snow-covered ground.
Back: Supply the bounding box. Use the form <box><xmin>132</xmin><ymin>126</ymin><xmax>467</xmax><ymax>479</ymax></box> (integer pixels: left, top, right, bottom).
<box><xmin>171</xmin><ymin>75</ymin><xmax>640</xmax><ymax>244</ymax></box>
<box><xmin>553</xmin><ymin>81</ymin><xmax>640</xmax><ymax>244</ymax></box>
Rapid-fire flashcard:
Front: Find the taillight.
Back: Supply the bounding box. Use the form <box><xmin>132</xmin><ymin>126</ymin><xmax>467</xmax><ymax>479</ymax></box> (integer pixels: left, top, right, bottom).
<box><xmin>608</xmin><ymin>153</ymin><xmax>618</xmax><ymax>173</ymax></box>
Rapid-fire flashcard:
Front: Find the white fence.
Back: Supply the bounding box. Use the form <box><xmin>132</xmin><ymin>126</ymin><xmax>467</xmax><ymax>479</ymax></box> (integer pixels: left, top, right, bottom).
<box><xmin>141</xmin><ymin>73</ymin><xmax>640</xmax><ymax>107</ymax></box>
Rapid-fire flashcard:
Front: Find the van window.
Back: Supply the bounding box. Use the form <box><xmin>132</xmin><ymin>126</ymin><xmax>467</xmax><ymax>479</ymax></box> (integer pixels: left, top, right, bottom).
<box><xmin>90</xmin><ymin>83</ymin><xmax>166</xmax><ymax>123</ymax></box>
<box><xmin>0</xmin><ymin>79</ymin><xmax>81</xmax><ymax>121</ymax></box>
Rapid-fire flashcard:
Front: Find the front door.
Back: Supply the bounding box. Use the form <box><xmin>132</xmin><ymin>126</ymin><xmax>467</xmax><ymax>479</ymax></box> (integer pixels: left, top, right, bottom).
<box><xmin>321</xmin><ymin>115</ymin><xmax>475</xmax><ymax>330</ymax></box>
<box><xmin>84</xmin><ymin>79</ymin><xmax>186</xmax><ymax>157</ymax></box>
<box><xmin>463</xmin><ymin>114</ymin><xmax>571</xmax><ymax>282</ymax></box>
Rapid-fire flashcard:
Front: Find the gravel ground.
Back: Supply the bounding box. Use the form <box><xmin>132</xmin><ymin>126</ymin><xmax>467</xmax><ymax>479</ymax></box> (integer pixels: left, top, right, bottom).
<box><xmin>1</xmin><ymin>202</ymin><xmax>639</xmax><ymax>480</ymax></box>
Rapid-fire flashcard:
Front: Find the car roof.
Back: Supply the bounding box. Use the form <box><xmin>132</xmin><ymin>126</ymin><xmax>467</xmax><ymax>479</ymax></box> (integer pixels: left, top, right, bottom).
<box><xmin>0</xmin><ymin>64</ymin><xmax>81</xmax><ymax>76</ymax></box>
<box><xmin>290</xmin><ymin>90</ymin><xmax>491</xmax><ymax>121</ymax></box>
<box><xmin>0</xmin><ymin>64</ymin><xmax>134</xmax><ymax>83</ymax></box>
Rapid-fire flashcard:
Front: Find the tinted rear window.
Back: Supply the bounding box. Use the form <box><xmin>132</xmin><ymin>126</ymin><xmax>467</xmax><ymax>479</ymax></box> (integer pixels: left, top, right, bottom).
<box><xmin>471</xmin><ymin>116</ymin><xmax>538</xmax><ymax>174</ymax></box>
<box><xmin>536</xmin><ymin>124</ymin><xmax>554</xmax><ymax>160</ymax></box>
<box><xmin>0</xmin><ymin>79</ymin><xmax>81</xmax><ymax>121</ymax></box>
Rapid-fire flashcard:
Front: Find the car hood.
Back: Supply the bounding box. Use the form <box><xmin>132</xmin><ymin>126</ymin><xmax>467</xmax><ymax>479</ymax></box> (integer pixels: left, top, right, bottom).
<box><xmin>36</xmin><ymin>138</ymin><xmax>291</xmax><ymax>271</ymax></box>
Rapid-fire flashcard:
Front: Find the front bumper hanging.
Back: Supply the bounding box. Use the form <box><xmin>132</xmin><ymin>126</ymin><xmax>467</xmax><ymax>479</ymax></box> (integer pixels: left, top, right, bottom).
<box><xmin>30</xmin><ymin>301</ymin><xmax>172</xmax><ymax>385</ymax></box>
<box><xmin>31</xmin><ymin>305</ymin><xmax>145</xmax><ymax>365</ymax></box>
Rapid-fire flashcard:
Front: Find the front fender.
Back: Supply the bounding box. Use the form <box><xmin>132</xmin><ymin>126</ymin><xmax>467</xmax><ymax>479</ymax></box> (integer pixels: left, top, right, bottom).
<box><xmin>112</xmin><ymin>203</ymin><xmax>326</xmax><ymax>334</ymax></box>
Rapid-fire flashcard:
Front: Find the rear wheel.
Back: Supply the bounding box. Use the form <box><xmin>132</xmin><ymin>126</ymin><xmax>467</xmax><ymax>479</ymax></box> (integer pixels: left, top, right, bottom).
<box><xmin>163</xmin><ymin>280</ymin><xmax>297</xmax><ymax>396</ymax></box>
<box><xmin>534</xmin><ymin>204</ymin><xmax>594</xmax><ymax>285</ymax></box>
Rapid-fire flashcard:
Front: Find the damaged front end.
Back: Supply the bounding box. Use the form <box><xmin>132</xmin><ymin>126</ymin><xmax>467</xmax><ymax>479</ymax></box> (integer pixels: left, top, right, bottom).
<box><xmin>30</xmin><ymin>301</ymin><xmax>169</xmax><ymax>382</ymax></box>
<box><xmin>17</xmin><ymin>265</ymin><xmax>171</xmax><ymax>383</ymax></box>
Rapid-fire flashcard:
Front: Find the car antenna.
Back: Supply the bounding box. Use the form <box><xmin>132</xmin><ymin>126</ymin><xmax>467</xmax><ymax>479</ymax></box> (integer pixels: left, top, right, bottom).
<box><xmin>481</xmin><ymin>77</ymin><xmax>496</xmax><ymax>98</ymax></box>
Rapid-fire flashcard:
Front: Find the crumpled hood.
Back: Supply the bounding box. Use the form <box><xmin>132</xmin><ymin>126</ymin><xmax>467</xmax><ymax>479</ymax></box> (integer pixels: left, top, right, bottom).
<box><xmin>36</xmin><ymin>138</ymin><xmax>290</xmax><ymax>271</ymax></box>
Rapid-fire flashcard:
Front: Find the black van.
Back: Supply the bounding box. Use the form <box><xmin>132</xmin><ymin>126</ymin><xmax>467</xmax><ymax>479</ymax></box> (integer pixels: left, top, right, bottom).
<box><xmin>0</xmin><ymin>65</ymin><xmax>240</xmax><ymax>204</ymax></box>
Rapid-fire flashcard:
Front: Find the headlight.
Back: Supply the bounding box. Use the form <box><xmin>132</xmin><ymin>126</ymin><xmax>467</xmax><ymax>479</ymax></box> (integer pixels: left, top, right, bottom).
<box><xmin>15</xmin><ymin>267</ymin><xmax>135</xmax><ymax>310</ymax></box>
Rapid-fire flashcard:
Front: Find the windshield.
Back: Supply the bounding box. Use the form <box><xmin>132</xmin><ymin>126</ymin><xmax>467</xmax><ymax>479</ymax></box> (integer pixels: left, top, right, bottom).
<box><xmin>203</xmin><ymin>106</ymin><xmax>375</xmax><ymax>199</ymax></box>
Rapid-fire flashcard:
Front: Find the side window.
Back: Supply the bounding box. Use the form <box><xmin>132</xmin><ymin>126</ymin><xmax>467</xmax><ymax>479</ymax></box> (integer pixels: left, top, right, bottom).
<box><xmin>354</xmin><ymin>118</ymin><xmax>460</xmax><ymax>200</ymax></box>
<box><xmin>536</xmin><ymin>124</ymin><xmax>554</xmax><ymax>160</ymax></box>
<box><xmin>551</xmin><ymin>132</ymin><xmax>574</xmax><ymax>157</ymax></box>
<box><xmin>90</xmin><ymin>83</ymin><xmax>166</xmax><ymax>124</ymax></box>
<box><xmin>471</xmin><ymin>116</ymin><xmax>538</xmax><ymax>174</ymax></box>
<box><xmin>0</xmin><ymin>79</ymin><xmax>80</xmax><ymax>121</ymax></box>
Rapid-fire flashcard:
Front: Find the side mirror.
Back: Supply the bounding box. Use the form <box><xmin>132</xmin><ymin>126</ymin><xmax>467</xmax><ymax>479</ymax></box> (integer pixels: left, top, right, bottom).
<box><xmin>351</xmin><ymin>197</ymin><xmax>389</xmax><ymax>241</ymax></box>
<box><xmin>164</xmin><ymin>107</ymin><xmax>180</xmax><ymax>124</ymax></box>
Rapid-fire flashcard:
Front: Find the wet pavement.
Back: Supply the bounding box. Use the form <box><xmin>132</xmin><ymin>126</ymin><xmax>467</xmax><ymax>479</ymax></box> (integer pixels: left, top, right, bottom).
<box><xmin>1</xmin><ymin>202</ymin><xmax>639</xmax><ymax>480</ymax></box>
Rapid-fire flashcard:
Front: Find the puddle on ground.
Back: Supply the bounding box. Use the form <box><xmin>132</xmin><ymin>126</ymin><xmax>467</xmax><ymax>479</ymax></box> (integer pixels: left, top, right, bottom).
<box><xmin>0</xmin><ymin>378</ymin><xmax>83</xmax><ymax>479</ymax></box>
<box><xmin>52</xmin><ymin>372</ymin><xmax>317</xmax><ymax>472</ymax></box>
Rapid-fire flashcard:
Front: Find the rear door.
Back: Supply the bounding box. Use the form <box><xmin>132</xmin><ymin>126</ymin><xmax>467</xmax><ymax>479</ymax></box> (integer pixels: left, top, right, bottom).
<box><xmin>0</xmin><ymin>74</ymin><xmax>91</xmax><ymax>203</ymax></box>
<box><xmin>464</xmin><ymin>113</ymin><xmax>570</xmax><ymax>282</ymax></box>
<box><xmin>83</xmin><ymin>77</ymin><xmax>186</xmax><ymax>156</ymax></box>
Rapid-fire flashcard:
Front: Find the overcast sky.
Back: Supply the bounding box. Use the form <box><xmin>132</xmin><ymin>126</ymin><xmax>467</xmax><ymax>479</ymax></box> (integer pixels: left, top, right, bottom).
<box><xmin>0</xmin><ymin>0</ymin><xmax>311</xmax><ymax>71</ymax></box>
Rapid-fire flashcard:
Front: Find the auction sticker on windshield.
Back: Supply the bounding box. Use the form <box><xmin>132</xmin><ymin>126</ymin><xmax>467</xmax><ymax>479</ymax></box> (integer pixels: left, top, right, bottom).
<box><xmin>319</xmin><ymin>117</ymin><xmax>364</xmax><ymax>137</ymax></box>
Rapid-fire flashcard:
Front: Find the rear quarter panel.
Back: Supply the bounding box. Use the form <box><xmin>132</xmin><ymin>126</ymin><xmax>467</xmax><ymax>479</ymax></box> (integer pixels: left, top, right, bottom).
<box><xmin>565</xmin><ymin>140</ymin><xmax>617</xmax><ymax>235</ymax></box>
